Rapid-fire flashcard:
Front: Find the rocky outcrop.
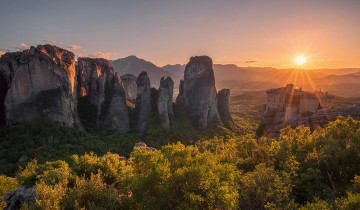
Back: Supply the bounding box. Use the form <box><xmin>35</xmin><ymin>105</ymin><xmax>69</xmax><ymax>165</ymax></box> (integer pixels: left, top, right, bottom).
<box><xmin>309</xmin><ymin>105</ymin><xmax>360</xmax><ymax>128</ymax></box>
<box><xmin>2</xmin><ymin>186</ymin><xmax>35</xmax><ymax>210</ymax></box>
<box><xmin>120</xmin><ymin>74</ymin><xmax>137</xmax><ymax>102</ymax></box>
<box><xmin>135</xmin><ymin>72</ymin><xmax>151</xmax><ymax>131</ymax></box>
<box><xmin>77</xmin><ymin>58</ymin><xmax>129</xmax><ymax>133</ymax></box>
<box><xmin>98</xmin><ymin>73</ymin><xmax>129</xmax><ymax>133</ymax></box>
<box><xmin>134</xmin><ymin>142</ymin><xmax>157</xmax><ymax>151</ymax></box>
<box><xmin>218</xmin><ymin>89</ymin><xmax>234</xmax><ymax>124</ymax></box>
<box><xmin>0</xmin><ymin>45</ymin><xmax>80</xmax><ymax>127</ymax></box>
<box><xmin>176</xmin><ymin>56</ymin><xmax>223</xmax><ymax>130</ymax></box>
<box><xmin>261</xmin><ymin>104</ymin><xmax>360</xmax><ymax>137</ymax></box>
<box><xmin>157</xmin><ymin>77</ymin><xmax>174</xmax><ymax>129</ymax></box>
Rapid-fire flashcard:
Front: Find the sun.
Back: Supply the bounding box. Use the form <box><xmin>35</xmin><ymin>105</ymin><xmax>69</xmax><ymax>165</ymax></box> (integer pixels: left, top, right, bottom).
<box><xmin>295</xmin><ymin>55</ymin><xmax>307</xmax><ymax>66</ymax></box>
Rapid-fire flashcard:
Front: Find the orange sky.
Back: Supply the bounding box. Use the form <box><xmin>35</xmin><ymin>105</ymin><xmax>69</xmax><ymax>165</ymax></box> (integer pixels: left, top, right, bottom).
<box><xmin>0</xmin><ymin>0</ymin><xmax>359</xmax><ymax>69</ymax></box>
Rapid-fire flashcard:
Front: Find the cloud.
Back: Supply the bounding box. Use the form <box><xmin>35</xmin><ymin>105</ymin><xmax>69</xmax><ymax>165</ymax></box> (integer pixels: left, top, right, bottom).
<box><xmin>88</xmin><ymin>52</ymin><xmax>110</xmax><ymax>59</ymax></box>
<box><xmin>0</xmin><ymin>51</ymin><xmax>5</xmax><ymax>56</ymax></box>
<box><xmin>245</xmin><ymin>60</ymin><xmax>257</xmax><ymax>64</ymax></box>
<box><xmin>15</xmin><ymin>43</ymin><xmax>30</xmax><ymax>51</ymax></box>
<box><xmin>67</xmin><ymin>44</ymin><xmax>82</xmax><ymax>50</ymax></box>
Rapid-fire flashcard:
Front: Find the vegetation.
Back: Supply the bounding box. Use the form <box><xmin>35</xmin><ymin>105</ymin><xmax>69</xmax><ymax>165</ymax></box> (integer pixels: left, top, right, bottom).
<box><xmin>2</xmin><ymin>94</ymin><xmax>360</xmax><ymax>209</ymax></box>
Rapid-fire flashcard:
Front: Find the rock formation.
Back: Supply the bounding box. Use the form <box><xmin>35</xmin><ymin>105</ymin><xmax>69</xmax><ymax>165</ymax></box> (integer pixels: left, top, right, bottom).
<box><xmin>134</xmin><ymin>142</ymin><xmax>157</xmax><ymax>151</ymax></box>
<box><xmin>176</xmin><ymin>56</ymin><xmax>223</xmax><ymax>130</ymax></box>
<box><xmin>0</xmin><ymin>45</ymin><xmax>80</xmax><ymax>127</ymax></box>
<box><xmin>135</xmin><ymin>72</ymin><xmax>151</xmax><ymax>131</ymax></box>
<box><xmin>157</xmin><ymin>76</ymin><xmax>174</xmax><ymax>129</ymax></box>
<box><xmin>77</xmin><ymin>58</ymin><xmax>129</xmax><ymax>133</ymax></box>
<box><xmin>98</xmin><ymin>73</ymin><xmax>129</xmax><ymax>133</ymax></box>
<box><xmin>120</xmin><ymin>74</ymin><xmax>137</xmax><ymax>102</ymax></box>
<box><xmin>218</xmin><ymin>89</ymin><xmax>234</xmax><ymax>124</ymax></box>
<box><xmin>77</xmin><ymin>57</ymin><xmax>114</xmax><ymax>110</ymax></box>
<box><xmin>2</xmin><ymin>186</ymin><xmax>35</xmax><ymax>210</ymax></box>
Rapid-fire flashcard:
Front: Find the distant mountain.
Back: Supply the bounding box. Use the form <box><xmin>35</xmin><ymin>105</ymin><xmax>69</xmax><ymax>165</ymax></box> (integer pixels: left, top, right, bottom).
<box><xmin>161</xmin><ymin>64</ymin><xmax>185</xmax><ymax>76</ymax></box>
<box><xmin>111</xmin><ymin>56</ymin><xmax>180</xmax><ymax>87</ymax></box>
<box><xmin>113</xmin><ymin>56</ymin><xmax>360</xmax><ymax>97</ymax></box>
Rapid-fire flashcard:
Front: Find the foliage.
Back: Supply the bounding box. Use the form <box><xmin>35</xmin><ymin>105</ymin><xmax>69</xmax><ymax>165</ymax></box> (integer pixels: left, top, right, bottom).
<box><xmin>0</xmin><ymin>175</ymin><xmax>19</xmax><ymax>209</ymax></box>
<box><xmin>2</xmin><ymin>109</ymin><xmax>360</xmax><ymax>209</ymax></box>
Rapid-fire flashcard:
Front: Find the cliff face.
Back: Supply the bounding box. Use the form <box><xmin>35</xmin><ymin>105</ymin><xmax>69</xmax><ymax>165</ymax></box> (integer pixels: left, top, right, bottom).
<box><xmin>120</xmin><ymin>74</ymin><xmax>137</xmax><ymax>102</ymax></box>
<box><xmin>77</xmin><ymin>58</ymin><xmax>128</xmax><ymax>133</ymax></box>
<box><xmin>0</xmin><ymin>45</ymin><xmax>80</xmax><ymax>127</ymax></box>
<box><xmin>218</xmin><ymin>89</ymin><xmax>234</xmax><ymax>124</ymax></box>
<box><xmin>177</xmin><ymin>56</ymin><xmax>223</xmax><ymax>130</ymax></box>
<box><xmin>135</xmin><ymin>72</ymin><xmax>151</xmax><ymax>131</ymax></box>
<box><xmin>157</xmin><ymin>76</ymin><xmax>174</xmax><ymax>129</ymax></box>
<box><xmin>98</xmin><ymin>73</ymin><xmax>129</xmax><ymax>133</ymax></box>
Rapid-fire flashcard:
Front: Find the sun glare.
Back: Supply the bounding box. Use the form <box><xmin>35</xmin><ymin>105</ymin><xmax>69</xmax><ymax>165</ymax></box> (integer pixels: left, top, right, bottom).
<box><xmin>295</xmin><ymin>55</ymin><xmax>307</xmax><ymax>66</ymax></box>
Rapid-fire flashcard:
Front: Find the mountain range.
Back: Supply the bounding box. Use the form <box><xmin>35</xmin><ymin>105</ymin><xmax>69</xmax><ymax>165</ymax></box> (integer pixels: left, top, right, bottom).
<box><xmin>110</xmin><ymin>56</ymin><xmax>360</xmax><ymax>97</ymax></box>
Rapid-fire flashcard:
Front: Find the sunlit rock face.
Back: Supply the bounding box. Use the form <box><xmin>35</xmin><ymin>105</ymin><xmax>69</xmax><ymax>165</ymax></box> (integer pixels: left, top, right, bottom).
<box><xmin>77</xmin><ymin>58</ymin><xmax>129</xmax><ymax>133</ymax></box>
<box><xmin>218</xmin><ymin>88</ymin><xmax>234</xmax><ymax>124</ymax></box>
<box><xmin>0</xmin><ymin>45</ymin><xmax>80</xmax><ymax>127</ymax></box>
<box><xmin>157</xmin><ymin>76</ymin><xmax>174</xmax><ymax>129</ymax></box>
<box><xmin>177</xmin><ymin>56</ymin><xmax>223</xmax><ymax>130</ymax></box>
<box><xmin>135</xmin><ymin>71</ymin><xmax>151</xmax><ymax>131</ymax></box>
<box><xmin>98</xmin><ymin>73</ymin><xmax>129</xmax><ymax>133</ymax></box>
<box><xmin>120</xmin><ymin>74</ymin><xmax>138</xmax><ymax>102</ymax></box>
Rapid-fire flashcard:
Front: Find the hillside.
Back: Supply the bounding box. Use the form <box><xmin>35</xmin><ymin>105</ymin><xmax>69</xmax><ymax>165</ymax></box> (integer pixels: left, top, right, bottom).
<box><xmin>111</xmin><ymin>56</ymin><xmax>180</xmax><ymax>87</ymax></box>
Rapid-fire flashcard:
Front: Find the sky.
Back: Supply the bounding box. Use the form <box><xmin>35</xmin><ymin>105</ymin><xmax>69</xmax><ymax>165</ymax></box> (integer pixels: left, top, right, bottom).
<box><xmin>0</xmin><ymin>0</ymin><xmax>359</xmax><ymax>68</ymax></box>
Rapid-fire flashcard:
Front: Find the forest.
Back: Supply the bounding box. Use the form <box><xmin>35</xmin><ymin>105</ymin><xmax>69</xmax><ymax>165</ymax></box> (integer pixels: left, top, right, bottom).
<box><xmin>1</xmin><ymin>110</ymin><xmax>360</xmax><ymax>209</ymax></box>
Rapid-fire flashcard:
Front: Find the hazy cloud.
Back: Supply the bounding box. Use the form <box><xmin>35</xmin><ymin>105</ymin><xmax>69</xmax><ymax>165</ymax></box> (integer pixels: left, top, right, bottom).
<box><xmin>67</xmin><ymin>44</ymin><xmax>82</xmax><ymax>50</ymax></box>
<box><xmin>245</xmin><ymin>60</ymin><xmax>257</xmax><ymax>64</ymax></box>
<box><xmin>15</xmin><ymin>43</ymin><xmax>30</xmax><ymax>51</ymax></box>
<box><xmin>88</xmin><ymin>52</ymin><xmax>110</xmax><ymax>59</ymax></box>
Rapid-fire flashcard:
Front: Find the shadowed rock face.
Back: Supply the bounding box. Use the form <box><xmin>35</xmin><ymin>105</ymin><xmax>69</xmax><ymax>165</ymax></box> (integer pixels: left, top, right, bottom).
<box><xmin>77</xmin><ymin>57</ymin><xmax>114</xmax><ymax>111</ymax></box>
<box><xmin>157</xmin><ymin>76</ymin><xmax>174</xmax><ymax>129</ymax></box>
<box><xmin>0</xmin><ymin>73</ymin><xmax>8</xmax><ymax>126</ymax></box>
<box><xmin>177</xmin><ymin>56</ymin><xmax>223</xmax><ymax>130</ymax></box>
<box><xmin>77</xmin><ymin>58</ymin><xmax>129</xmax><ymax>133</ymax></box>
<box><xmin>120</xmin><ymin>74</ymin><xmax>137</xmax><ymax>102</ymax></box>
<box><xmin>0</xmin><ymin>45</ymin><xmax>80</xmax><ymax>127</ymax></box>
<box><xmin>98</xmin><ymin>73</ymin><xmax>129</xmax><ymax>133</ymax></box>
<box><xmin>218</xmin><ymin>89</ymin><xmax>234</xmax><ymax>123</ymax></box>
<box><xmin>176</xmin><ymin>80</ymin><xmax>184</xmax><ymax>105</ymax></box>
<box><xmin>135</xmin><ymin>72</ymin><xmax>151</xmax><ymax>131</ymax></box>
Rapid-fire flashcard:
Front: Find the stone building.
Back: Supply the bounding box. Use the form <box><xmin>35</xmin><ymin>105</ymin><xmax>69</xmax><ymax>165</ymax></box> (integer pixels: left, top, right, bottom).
<box><xmin>261</xmin><ymin>84</ymin><xmax>333</xmax><ymax>136</ymax></box>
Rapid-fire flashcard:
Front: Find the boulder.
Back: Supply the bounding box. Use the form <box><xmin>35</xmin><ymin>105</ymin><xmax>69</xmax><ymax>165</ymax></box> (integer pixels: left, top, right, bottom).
<box><xmin>18</xmin><ymin>155</ymin><xmax>28</xmax><ymax>163</ymax></box>
<box><xmin>2</xmin><ymin>186</ymin><xmax>35</xmax><ymax>210</ymax></box>
<box><xmin>217</xmin><ymin>89</ymin><xmax>234</xmax><ymax>123</ymax></box>
<box><xmin>157</xmin><ymin>76</ymin><xmax>174</xmax><ymax>129</ymax></box>
<box><xmin>177</xmin><ymin>56</ymin><xmax>223</xmax><ymax>130</ymax></box>
<box><xmin>98</xmin><ymin>73</ymin><xmax>129</xmax><ymax>133</ymax></box>
<box><xmin>134</xmin><ymin>142</ymin><xmax>157</xmax><ymax>151</ymax></box>
<box><xmin>135</xmin><ymin>72</ymin><xmax>151</xmax><ymax>131</ymax></box>
<box><xmin>0</xmin><ymin>45</ymin><xmax>80</xmax><ymax>128</ymax></box>
<box><xmin>120</xmin><ymin>74</ymin><xmax>138</xmax><ymax>102</ymax></box>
